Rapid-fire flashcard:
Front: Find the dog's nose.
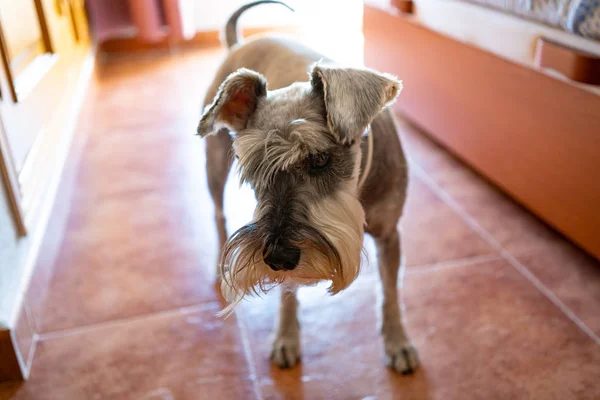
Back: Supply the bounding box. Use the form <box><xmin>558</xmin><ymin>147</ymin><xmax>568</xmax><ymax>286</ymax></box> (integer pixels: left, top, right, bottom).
<box><xmin>263</xmin><ymin>244</ymin><xmax>300</xmax><ymax>271</ymax></box>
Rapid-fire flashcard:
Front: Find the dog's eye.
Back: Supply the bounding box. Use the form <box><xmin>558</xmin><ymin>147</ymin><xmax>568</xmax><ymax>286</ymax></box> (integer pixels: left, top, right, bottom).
<box><xmin>307</xmin><ymin>153</ymin><xmax>331</xmax><ymax>173</ymax></box>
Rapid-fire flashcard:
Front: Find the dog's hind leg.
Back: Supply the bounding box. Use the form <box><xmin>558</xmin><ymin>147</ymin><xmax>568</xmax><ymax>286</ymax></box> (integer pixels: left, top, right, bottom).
<box><xmin>271</xmin><ymin>285</ymin><xmax>301</xmax><ymax>369</ymax></box>
<box><xmin>206</xmin><ymin>128</ymin><xmax>234</xmax><ymax>278</ymax></box>
<box><xmin>375</xmin><ymin>229</ymin><xmax>419</xmax><ymax>374</ymax></box>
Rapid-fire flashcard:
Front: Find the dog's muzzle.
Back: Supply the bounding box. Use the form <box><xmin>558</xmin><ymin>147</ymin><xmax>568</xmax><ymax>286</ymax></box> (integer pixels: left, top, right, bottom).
<box><xmin>263</xmin><ymin>240</ymin><xmax>300</xmax><ymax>271</ymax></box>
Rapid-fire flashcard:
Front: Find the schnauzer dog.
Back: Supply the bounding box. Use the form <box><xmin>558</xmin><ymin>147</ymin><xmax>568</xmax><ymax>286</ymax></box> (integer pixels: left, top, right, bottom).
<box><xmin>197</xmin><ymin>0</ymin><xmax>418</xmax><ymax>374</ymax></box>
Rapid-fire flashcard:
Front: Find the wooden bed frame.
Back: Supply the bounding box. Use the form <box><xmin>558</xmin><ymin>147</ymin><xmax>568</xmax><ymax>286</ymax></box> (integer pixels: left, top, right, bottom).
<box><xmin>364</xmin><ymin>2</ymin><xmax>600</xmax><ymax>259</ymax></box>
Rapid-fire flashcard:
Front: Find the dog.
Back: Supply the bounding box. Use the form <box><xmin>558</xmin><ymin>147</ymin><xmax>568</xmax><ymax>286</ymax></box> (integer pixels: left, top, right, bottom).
<box><xmin>197</xmin><ymin>0</ymin><xmax>418</xmax><ymax>374</ymax></box>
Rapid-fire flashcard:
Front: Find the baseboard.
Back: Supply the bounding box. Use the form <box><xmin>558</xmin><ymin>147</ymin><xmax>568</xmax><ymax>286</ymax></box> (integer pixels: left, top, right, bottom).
<box><xmin>97</xmin><ymin>25</ymin><xmax>300</xmax><ymax>54</ymax></box>
<box><xmin>0</xmin><ymin>330</ymin><xmax>24</xmax><ymax>382</ymax></box>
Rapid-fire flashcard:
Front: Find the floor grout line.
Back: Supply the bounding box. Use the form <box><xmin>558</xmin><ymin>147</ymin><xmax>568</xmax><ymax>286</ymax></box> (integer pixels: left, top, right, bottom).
<box><xmin>411</xmin><ymin>166</ymin><xmax>503</xmax><ymax>248</ymax></box>
<box><xmin>404</xmin><ymin>253</ymin><xmax>503</xmax><ymax>274</ymax></box>
<box><xmin>26</xmin><ymin>334</ymin><xmax>39</xmax><ymax>374</ymax></box>
<box><xmin>500</xmin><ymin>251</ymin><xmax>600</xmax><ymax>346</ymax></box>
<box><xmin>411</xmin><ymin>164</ymin><xmax>600</xmax><ymax>346</ymax></box>
<box><xmin>234</xmin><ymin>311</ymin><xmax>264</xmax><ymax>400</ymax></box>
<box><xmin>38</xmin><ymin>301</ymin><xmax>220</xmax><ymax>341</ymax></box>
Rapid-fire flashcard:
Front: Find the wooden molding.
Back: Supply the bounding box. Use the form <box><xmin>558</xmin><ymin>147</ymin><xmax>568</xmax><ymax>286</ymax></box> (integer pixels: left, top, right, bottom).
<box><xmin>390</xmin><ymin>0</ymin><xmax>414</xmax><ymax>14</ymax></box>
<box><xmin>97</xmin><ymin>25</ymin><xmax>300</xmax><ymax>54</ymax></box>
<box><xmin>34</xmin><ymin>0</ymin><xmax>54</xmax><ymax>53</ymax></box>
<box><xmin>0</xmin><ymin>19</ymin><xmax>19</xmax><ymax>103</ymax></box>
<box><xmin>535</xmin><ymin>38</ymin><xmax>600</xmax><ymax>85</ymax></box>
<box><xmin>68</xmin><ymin>1</ymin><xmax>81</xmax><ymax>42</ymax></box>
<box><xmin>0</xmin><ymin>1</ymin><xmax>56</xmax><ymax>104</ymax></box>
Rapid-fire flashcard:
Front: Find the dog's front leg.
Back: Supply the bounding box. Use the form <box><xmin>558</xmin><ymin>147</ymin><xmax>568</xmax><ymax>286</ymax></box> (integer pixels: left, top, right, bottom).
<box><xmin>376</xmin><ymin>229</ymin><xmax>419</xmax><ymax>374</ymax></box>
<box><xmin>271</xmin><ymin>285</ymin><xmax>301</xmax><ymax>369</ymax></box>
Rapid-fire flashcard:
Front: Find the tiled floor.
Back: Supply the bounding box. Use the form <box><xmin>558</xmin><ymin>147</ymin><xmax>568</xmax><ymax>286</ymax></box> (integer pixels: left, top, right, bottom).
<box><xmin>2</xmin><ymin>46</ymin><xmax>600</xmax><ymax>399</ymax></box>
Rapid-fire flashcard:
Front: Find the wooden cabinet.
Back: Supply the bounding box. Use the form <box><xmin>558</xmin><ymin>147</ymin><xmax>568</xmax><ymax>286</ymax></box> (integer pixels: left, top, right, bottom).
<box><xmin>0</xmin><ymin>0</ymin><xmax>91</xmax><ymax>233</ymax></box>
<box><xmin>364</xmin><ymin>5</ymin><xmax>600</xmax><ymax>259</ymax></box>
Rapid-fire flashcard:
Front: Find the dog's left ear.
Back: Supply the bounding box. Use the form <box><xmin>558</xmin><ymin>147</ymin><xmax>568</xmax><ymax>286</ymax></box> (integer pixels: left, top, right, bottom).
<box><xmin>310</xmin><ymin>64</ymin><xmax>401</xmax><ymax>144</ymax></box>
<box><xmin>197</xmin><ymin>68</ymin><xmax>267</xmax><ymax>137</ymax></box>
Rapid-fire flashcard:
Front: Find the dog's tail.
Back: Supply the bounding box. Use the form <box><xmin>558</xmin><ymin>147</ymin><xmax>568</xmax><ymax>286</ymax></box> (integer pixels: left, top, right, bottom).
<box><xmin>224</xmin><ymin>1</ymin><xmax>294</xmax><ymax>49</ymax></box>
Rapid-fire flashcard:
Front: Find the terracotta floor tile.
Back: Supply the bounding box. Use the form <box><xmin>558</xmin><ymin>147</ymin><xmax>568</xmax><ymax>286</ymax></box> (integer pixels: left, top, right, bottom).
<box><xmin>396</xmin><ymin>117</ymin><xmax>456</xmax><ymax>176</ymax></box>
<box><xmin>512</xmin><ymin>242</ymin><xmax>600</xmax><ymax>338</ymax></box>
<box><xmin>8</xmin><ymin>303</ymin><xmax>256</xmax><ymax>400</ymax></box>
<box><xmin>397</xmin><ymin>116</ymin><xmax>565</xmax><ymax>255</ymax></box>
<box><xmin>401</xmin><ymin>176</ymin><xmax>496</xmax><ymax>267</ymax></box>
<box><xmin>39</xmin><ymin>188</ymin><xmax>221</xmax><ymax>332</ymax></box>
<box><xmin>71</xmin><ymin>59</ymin><xmax>221</xmax><ymax>200</ymax></box>
<box><xmin>395</xmin><ymin>260</ymin><xmax>600</xmax><ymax>400</ymax></box>
<box><xmin>237</xmin><ymin>276</ymin><xmax>382</xmax><ymax>400</ymax></box>
<box><xmin>73</xmin><ymin>134</ymin><xmax>207</xmax><ymax>201</ymax></box>
<box><xmin>237</xmin><ymin>259</ymin><xmax>600</xmax><ymax>400</ymax></box>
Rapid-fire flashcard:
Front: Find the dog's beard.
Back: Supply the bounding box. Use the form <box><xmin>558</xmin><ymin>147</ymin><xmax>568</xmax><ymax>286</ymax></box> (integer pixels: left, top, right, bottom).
<box><xmin>218</xmin><ymin>187</ymin><xmax>364</xmax><ymax>315</ymax></box>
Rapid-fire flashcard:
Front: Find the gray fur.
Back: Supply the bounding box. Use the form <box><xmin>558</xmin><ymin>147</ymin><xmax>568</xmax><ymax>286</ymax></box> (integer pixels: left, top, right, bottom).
<box><xmin>311</xmin><ymin>64</ymin><xmax>401</xmax><ymax>145</ymax></box>
<box><xmin>199</xmin><ymin>1</ymin><xmax>417</xmax><ymax>375</ymax></box>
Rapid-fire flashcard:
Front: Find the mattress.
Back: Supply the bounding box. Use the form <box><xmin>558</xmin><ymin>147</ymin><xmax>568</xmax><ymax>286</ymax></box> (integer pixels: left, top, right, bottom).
<box><xmin>465</xmin><ymin>0</ymin><xmax>600</xmax><ymax>40</ymax></box>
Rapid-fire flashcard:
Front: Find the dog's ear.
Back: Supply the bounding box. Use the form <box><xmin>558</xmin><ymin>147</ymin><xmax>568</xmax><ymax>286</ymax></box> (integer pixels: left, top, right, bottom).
<box><xmin>197</xmin><ymin>68</ymin><xmax>267</xmax><ymax>137</ymax></box>
<box><xmin>310</xmin><ymin>64</ymin><xmax>401</xmax><ymax>144</ymax></box>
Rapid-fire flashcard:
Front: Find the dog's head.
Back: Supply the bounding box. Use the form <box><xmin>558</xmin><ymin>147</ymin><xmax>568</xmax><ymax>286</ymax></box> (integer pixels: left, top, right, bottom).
<box><xmin>198</xmin><ymin>64</ymin><xmax>401</xmax><ymax>304</ymax></box>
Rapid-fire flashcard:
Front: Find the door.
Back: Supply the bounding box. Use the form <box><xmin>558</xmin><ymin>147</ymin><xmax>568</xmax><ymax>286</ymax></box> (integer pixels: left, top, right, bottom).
<box><xmin>0</xmin><ymin>0</ymin><xmax>88</xmax><ymax>233</ymax></box>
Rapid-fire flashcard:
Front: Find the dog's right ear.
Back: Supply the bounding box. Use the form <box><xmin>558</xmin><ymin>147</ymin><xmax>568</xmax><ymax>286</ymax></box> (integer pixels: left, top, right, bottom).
<box><xmin>197</xmin><ymin>68</ymin><xmax>267</xmax><ymax>137</ymax></box>
<box><xmin>310</xmin><ymin>64</ymin><xmax>401</xmax><ymax>145</ymax></box>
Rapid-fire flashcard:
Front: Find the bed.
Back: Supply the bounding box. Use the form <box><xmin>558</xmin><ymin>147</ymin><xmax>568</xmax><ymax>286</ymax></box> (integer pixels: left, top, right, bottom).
<box><xmin>364</xmin><ymin>0</ymin><xmax>600</xmax><ymax>258</ymax></box>
<box><xmin>466</xmin><ymin>0</ymin><xmax>600</xmax><ymax>40</ymax></box>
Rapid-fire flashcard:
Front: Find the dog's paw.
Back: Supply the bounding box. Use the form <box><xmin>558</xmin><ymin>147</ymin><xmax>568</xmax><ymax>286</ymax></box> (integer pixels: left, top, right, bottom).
<box><xmin>271</xmin><ymin>335</ymin><xmax>301</xmax><ymax>369</ymax></box>
<box><xmin>384</xmin><ymin>341</ymin><xmax>419</xmax><ymax>375</ymax></box>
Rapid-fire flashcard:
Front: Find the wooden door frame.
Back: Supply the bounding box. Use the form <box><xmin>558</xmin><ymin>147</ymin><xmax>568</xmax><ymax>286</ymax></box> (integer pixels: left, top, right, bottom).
<box><xmin>0</xmin><ymin>0</ymin><xmax>55</xmax><ymax>103</ymax></box>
